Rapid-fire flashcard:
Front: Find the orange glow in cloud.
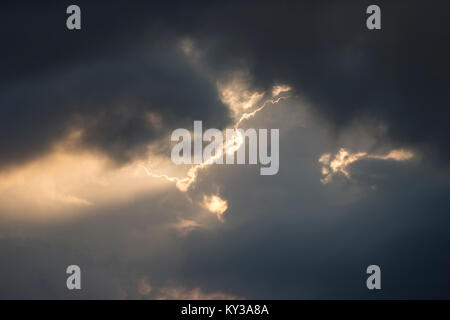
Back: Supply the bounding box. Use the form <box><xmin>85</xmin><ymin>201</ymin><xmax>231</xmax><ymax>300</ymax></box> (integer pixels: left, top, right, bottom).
<box><xmin>218</xmin><ymin>73</ymin><xmax>265</xmax><ymax>115</ymax></box>
<box><xmin>155</xmin><ymin>286</ymin><xmax>241</xmax><ymax>300</ymax></box>
<box><xmin>319</xmin><ymin>148</ymin><xmax>414</xmax><ymax>184</ymax></box>
<box><xmin>0</xmin><ymin>76</ymin><xmax>290</xmax><ymax>225</ymax></box>
<box><xmin>201</xmin><ymin>194</ymin><xmax>228</xmax><ymax>221</ymax></box>
<box><xmin>140</xmin><ymin>82</ymin><xmax>291</xmax><ymax>218</ymax></box>
<box><xmin>0</xmin><ymin>143</ymin><xmax>179</xmax><ymax>220</ymax></box>
<box><xmin>129</xmin><ymin>275</ymin><xmax>242</xmax><ymax>299</ymax></box>
<box><xmin>373</xmin><ymin>149</ymin><xmax>414</xmax><ymax>161</ymax></box>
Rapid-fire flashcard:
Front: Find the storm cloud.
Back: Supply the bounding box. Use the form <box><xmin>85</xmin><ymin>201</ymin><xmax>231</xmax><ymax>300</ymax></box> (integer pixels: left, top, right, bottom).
<box><xmin>2</xmin><ymin>0</ymin><xmax>450</xmax><ymax>168</ymax></box>
<box><xmin>1</xmin><ymin>0</ymin><xmax>450</xmax><ymax>300</ymax></box>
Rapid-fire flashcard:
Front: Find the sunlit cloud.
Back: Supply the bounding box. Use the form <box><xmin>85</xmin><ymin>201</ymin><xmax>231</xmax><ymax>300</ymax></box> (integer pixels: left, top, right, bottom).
<box><xmin>218</xmin><ymin>74</ymin><xmax>265</xmax><ymax>116</ymax></box>
<box><xmin>272</xmin><ymin>85</ymin><xmax>291</xmax><ymax>97</ymax></box>
<box><xmin>201</xmin><ymin>194</ymin><xmax>228</xmax><ymax>221</ymax></box>
<box><xmin>121</xmin><ymin>276</ymin><xmax>242</xmax><ymax>300</ymax></box>
<box><xmin>0</xmin><ymin>135</ymin><xmax>178</xmax><ymax>220</ymax></box>
<box><xmin>319</xmin><ymin>148</ymin><xmax>414</xmax><ymax>184</ymax></box>
<box><xmin>0</xmin><ymin>72</ymin><xmax>290</xmax><ymax>227</ymax></box>
<box><xmin>372</xmin><ymin>149</ymin><xmax>414</xmax><ymax>161</ymax></box>
<box><xmin>155</xmin><ymin>286</ymin><xmax>241</xmax><ymax>300</ymax></box>
<box><xmin>141</xmin><ymin>82</ymin><xmax>291</xmax><ymax>216</ymax></box>
<box><xmin>171</xmin><ymin>218</ymin><xmax>205</xmax><ymax>236</ymax></box>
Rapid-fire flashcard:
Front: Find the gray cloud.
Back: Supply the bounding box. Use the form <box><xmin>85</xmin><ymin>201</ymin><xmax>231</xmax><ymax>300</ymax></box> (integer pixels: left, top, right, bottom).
<box><xmin>0</xmin><ymin>40</ymin><xmax>230</xmax><ymax>169</ymax></box>
<box><xmin>1</xmin><ymin>100</ymin><xmax>450</xmax><ymax>299</ymax></box>
<box><xmin>2</xmin><ymin>1</ymin><xmax>450</xmax><ymax>168</ymax></box>
<box><xmin>1</xmin><ymin>1</ymin><xmax>450</xmax><ymax>300</ymax></box>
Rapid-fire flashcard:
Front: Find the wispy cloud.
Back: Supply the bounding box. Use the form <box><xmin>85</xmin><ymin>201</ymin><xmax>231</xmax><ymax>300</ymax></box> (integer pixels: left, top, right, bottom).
<box><xmin>319</xmin><ymin>148</ymin><xmax>414</xmax><ymax>184</ymax></box>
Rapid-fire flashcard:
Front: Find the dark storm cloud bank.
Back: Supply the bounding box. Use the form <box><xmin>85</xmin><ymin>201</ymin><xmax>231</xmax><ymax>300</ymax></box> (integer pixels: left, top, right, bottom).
<box><xmin>2</xmin><ymin>0</ymin><xmax>449</xmax><ymax>168</ymax></box>
<box><xmin>184</xmin><ymin>0</ymin><xmax>450</xmax><ymax>161</ymax></box>
<box><xmin>0</xmin><ymin>1</ymin><xmax>232</xmax><ymax>169</ymax></box>
<box><xmin>0</xmin><ymin>48</ymin><xmax>229</xmax><ymax>167</ymax></box>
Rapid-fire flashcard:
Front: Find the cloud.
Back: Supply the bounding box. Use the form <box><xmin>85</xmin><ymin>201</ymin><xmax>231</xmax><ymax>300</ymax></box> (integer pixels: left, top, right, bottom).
<box><xmin>136</xmin><ymin>277</ymin><xmax>152</xmax><ymax>296</ymax></box>
<box><xmin>172</xmin><ymin>219</ymin><xmax>205</xmax><ymax>236</ymax></box>
<box><xmin>0</xmin><ymin>93</ymin><xmax>449</xmax><ymax>299</ymax></box>
<box><xmin>0</xmin><ymin>31</ymin><xmax>231</xmax><ymax>171</ymax></box>
<box><xmin>155</xmin><ymin>286</ymin><xmax>241</xmax><ymax>300</ymax></box>
<box><xmin>5</xmin><ymin>1</ymin><xmax>450</xmax><ymax>170</ymax></box>
<box><xmin>1</xmin><ymin>1</ymin><xmax>450</xmax><ymax>300</ymax></box>
<box><xmin>125</xmin><ymin>275</ymin><xmax>243</xmax><ymax>300</ymax></box>
<box><xmin>0</xmin><ymin>141</ymin><xmax>183</xmax><ymax>220</ymax></box>
<box><xmin>201</xmin><ymin>195</ymin><xmax>228</xmax><ymax>221</ymax></box>
<box><xmin>170</xmin><ymin>1</ymin><xmax>450</xmax><ymax>162</ymax></box>
<box><xmin>319</xmin><ymin>148</ymin><xmax>414</xmax><ymax>184</ymax></box>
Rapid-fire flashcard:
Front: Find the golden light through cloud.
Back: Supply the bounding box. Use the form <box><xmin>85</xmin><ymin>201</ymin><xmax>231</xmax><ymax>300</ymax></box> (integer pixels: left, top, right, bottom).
<box><xmin>0</xmin><ymin>150</ymin><xmax>101</xmax><ymax>219</ymax></box>
<box><xmin>140</xmin><ymin>82</ymin><xmax>291</xmax><ymax>218</ymax></box>
<box><xmin>319</xmin><ymin>148</ymin><xmax>414</xmax><ymax>184</ymax></box>
<box><xmin>2</xmin><ymin>1</ymin><xmax>448</xmax><ymax>301</ymax></box>
<box><xmin>172</xmin><ymin>218</ymin><xmax>204</xmax><ymax>236</ymax></box>
<box><xmin>272</xmin><ymin>85</ymin><xmax>292</xmax><ymax>97</ymax></box>
<box><xmin>374</xmin><ymin>149</ymin><xmax>414</xmax><ymax>161</ymax></box>
<box><xmin>132</xmin><ymin>81</ymin><xmax>290</xmax><ymax>225</ymax></box>
<box><xmin>0</xmin><ymin>80</ymin><xmax>290</xmax><ymax>225</ymax></box>
<box><xmin>0</xmin><ymin>141</ymin><xmax>180</xmax><ymax>220</ymax></box>
<box><xmin>130</xmin><ymin>275</ymin><xmax>242</xmax><ymax>300</ymax></box>
<box><xmin>119</xmin><ymin>279</ymin><xmax>242</xmax><ymax>300</ymax></box>
<box><xmin>218</xmin><ymin>74</ymin><xmax>265</xmax><ymax>116</ymax></box>
<box><xmin>155</xmin><ymin>287</ymin><xmax>241</xmax><ymax>300</ymax></box>
<box><xmin>201</xmin><ymin>194</ymin><xmax>228</xmax><ymax>221</ymax></box>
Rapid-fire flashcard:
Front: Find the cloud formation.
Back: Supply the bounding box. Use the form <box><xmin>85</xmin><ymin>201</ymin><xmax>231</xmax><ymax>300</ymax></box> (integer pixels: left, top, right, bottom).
<box><xmin>1</xmin><ymin>1</ymin><xmax>450</xmax><ymax>300</ymax></box>
<box><xmin>3</xmin><ymin>1</ymin><xmax>450</xmax><ymax>170</ymax></box>
<box><xmin>319</xmin><ymin>148</ymin><xmax>414</xmax><ymax>184</ymax></box>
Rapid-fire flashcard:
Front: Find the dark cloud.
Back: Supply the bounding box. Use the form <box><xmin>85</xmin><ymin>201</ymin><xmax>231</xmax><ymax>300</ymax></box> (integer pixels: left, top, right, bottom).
<box><xmin>1</xmin><ymin>104</ymin><xmax>450</xmax><ymax>299</ymax></box>
<box><xmin>0</xmin><ymin>1</ymin><xmax>232</xmax><ymax>169</ymax></box>
<box><xmin>179</xmin><ymin>0</ymin><xmax>450</xmax><ymax>161</ymax></box>
<box><xmin>0</xmin><ymin>1</ymin><xmax>450</xmax><ymax>169</ymax></box>
<box><xmin>0</xmin><ymin>48</ymin><xmax>230</xmax><ymax>168</ymax></box>
<box><xmin>175</xmin><ymin>112</ymin><xmax>450</xmax><ymax>299</ymax></box>
<box><xmin>1</xmin><ymin>1</ymin><xmax>450</xmax><ymax>300</ymax></box>
<box><xmin>2</xmin><ymin>0</ymin><xmax>450</xmax><ymax>169</ymax></box>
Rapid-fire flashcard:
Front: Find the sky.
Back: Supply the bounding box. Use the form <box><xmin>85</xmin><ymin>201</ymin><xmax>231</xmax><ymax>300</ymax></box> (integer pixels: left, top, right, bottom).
<box><xmin>1</xmin><ymin>0</ymin><xmax>450</xmax><ymax>299</ymax></box>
